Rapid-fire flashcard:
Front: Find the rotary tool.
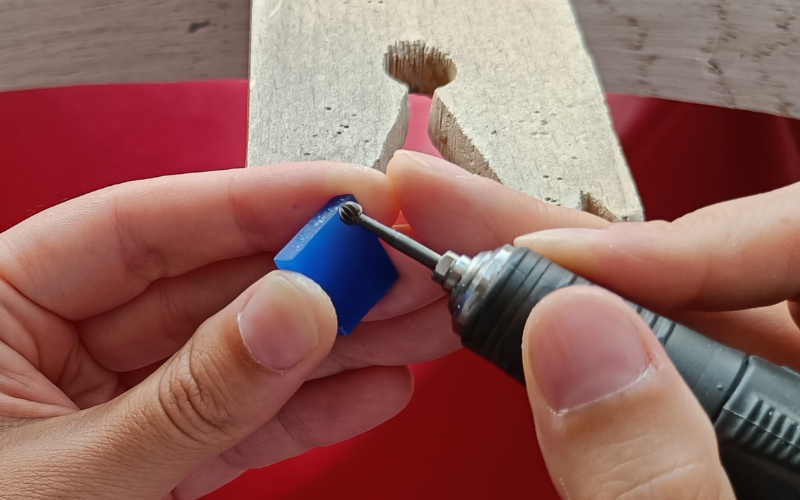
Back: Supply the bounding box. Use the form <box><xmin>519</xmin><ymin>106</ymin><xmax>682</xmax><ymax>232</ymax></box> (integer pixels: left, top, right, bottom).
<box><xmin>339</xmin><ymin>200</ymin><xmax>800</xmax><ymax>499</ymax></box>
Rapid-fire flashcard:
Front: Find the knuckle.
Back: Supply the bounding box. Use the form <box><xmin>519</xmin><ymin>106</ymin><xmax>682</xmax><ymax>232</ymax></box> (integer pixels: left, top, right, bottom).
<box><xmin>225</xmin><ymin>175</ymin><xmax>268</xmax><ymax>252</ymax></box>
<box><xmin>589</xmin><ymin>456</ymin><xmax>727</xmax><ymax>500</ymax></box>
<box><xmin>276</xmin><ymin>403</ymin><xmax>319</xmax><ymax>451</ymax></box>
<box><xmin>624</xmin><ymin>462</ymin><xmax>725</xmax><ymax>500</ymax></box>
<box><xmin>156</xmin><ymin>348</ymin><xmax>240</xmax><ymax>447</ymax></box>
<box><xmin>105</xmin><ymin>186</ymin><xmax>168</xmax><ymax>284</ymax></box>
<box><xmin>155</xmin><ymin>281</ymin><xmax>200</xmax><ymax>345</ymax></box>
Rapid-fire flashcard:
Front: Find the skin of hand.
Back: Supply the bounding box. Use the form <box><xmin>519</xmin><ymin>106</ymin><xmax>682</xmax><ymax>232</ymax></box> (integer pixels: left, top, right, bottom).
<box><xmin>0</xmin><ymin>163</ymin><xmax>426</xmax><ymax>500</ymax></box>
<box><xmin>385</xmin><ymin>150</ymin><xmax>800</xmax><ymax>499</ymax></box>
<box><xmin>0</xmin><ymin>148</ymin><xmax>792</xmax><ymax>500</ymax></box>
<box><xmin>0</xmin><ymin>157</ymin><xmax>600</xmax><ymax>500</ymax></box>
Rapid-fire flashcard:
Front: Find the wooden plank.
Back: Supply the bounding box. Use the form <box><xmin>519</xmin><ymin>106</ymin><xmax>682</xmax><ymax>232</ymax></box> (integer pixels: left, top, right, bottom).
<box><xmin>572</xmin><ymin>0</ymin><xmax>800</xmax><ymax>119</ymax></box>
<box><xmin>0</xmin><ymin>0</ymin><xmax>249</xmax><ymax>91</ymax></box>
<box><xmin>246</xmin><ymin>0</ymin><xmax>643</xmax><ymax>222</ymax></box>
<box><xmin>2</xmin><ymin>0</ymin><xmax>799</xmax><ymax>121</ymax></box>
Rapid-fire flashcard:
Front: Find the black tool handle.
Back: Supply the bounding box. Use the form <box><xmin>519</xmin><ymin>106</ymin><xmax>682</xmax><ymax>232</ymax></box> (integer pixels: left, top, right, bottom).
<box><xmin>456</xmin><ymin>247</ymin><xmax>800</xmax><ymax>499</ymax></box>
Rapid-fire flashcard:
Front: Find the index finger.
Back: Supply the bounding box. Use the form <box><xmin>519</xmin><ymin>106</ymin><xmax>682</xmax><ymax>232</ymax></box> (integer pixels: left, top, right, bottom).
<box><xmin>362</xmin><ymin>150</ymin><xmax>608</xmax><ymax>321</ymax></box>
<box><xmin>386</xmin><ymin>150</ymin><xmax>609</xmax><ymax>256</ymax></box>
<box><xmin>515</xmin><ymin>182</ymin><xmax>800</xmax><ymax>312</ymax></box>
<box><xmin>0</xmin><ymin>163</ymin><xmax>397</xmax><ymax>320</ymax></box>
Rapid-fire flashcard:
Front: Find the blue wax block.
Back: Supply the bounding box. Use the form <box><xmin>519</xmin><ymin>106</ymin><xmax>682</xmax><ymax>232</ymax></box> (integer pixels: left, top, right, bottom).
<box><xmin>274</xmin><ymin>194</ymin><xmax>399</xmax><ymax>336</ymax></box>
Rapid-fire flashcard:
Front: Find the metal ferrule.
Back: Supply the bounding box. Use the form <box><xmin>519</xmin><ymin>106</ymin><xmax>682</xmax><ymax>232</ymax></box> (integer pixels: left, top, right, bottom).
<box><xmin>433</xmin><ymin>251</ymin><xmax>471</xmax><ymax>291</ymax></box>
<box><xmin>439</xmin><ymin>245</ymin><xmax>515</xmax><ymax>334</ymax></box>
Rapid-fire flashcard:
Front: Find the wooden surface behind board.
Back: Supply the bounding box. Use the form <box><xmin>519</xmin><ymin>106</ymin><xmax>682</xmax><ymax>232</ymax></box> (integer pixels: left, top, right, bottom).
<box><xmin>1</xmin><ymin>0</ymin><xmax>798</xmax><ymax>120</ymax></box>
<box><xmin>574</xmin><ymin>0</ymin><xmax>800</xmax><ymax>119</ymax></box>
<box><xmin>0</xmin><ymin>0</ymin><xmax>249</xmax><ymax>92</ymax></box>
<box><xmin>247</xmin><ymin>0</ymin><xmax>643</xmax><ymax>222</ymax></box>
<box><xmin>3</xmin><ymin>0</ymin><xmax>798</xmax><ymax>218</ymax></box>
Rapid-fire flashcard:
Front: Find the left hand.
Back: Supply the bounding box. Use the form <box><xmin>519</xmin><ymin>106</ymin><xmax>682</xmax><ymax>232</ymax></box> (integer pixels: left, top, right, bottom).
<box><xmin>0</xmin><ymin>162</ymin><xmax>445</xmax><ymax>499</ymax></box>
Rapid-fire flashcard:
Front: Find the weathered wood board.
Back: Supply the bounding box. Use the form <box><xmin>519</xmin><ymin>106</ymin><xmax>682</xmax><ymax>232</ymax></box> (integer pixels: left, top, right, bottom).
<box><xmin>1</xmin><ymin>0</ymin><xmax>799</xmax><ymax>121</ymax></box>
<box><xmin>247</xmin><ymin>0</ymin><xmax>643</xmax><ymax>222</ymax></box>
<box><xmin>4</xmin><ymin>0</ymin><xmax>798</xmax><ymax>219</ymax></box>
<box><xmin>0</xmin><ymin>0</ymin><xmax>249</xmax><ymax>92</ymax></box>
<box><xmin>572</xmin><ymin>0</ymin><xmax>800</xmax><ymax>119</ymax></box>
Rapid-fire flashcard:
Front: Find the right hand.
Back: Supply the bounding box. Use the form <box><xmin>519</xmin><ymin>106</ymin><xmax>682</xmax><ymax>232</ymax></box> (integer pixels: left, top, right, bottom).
<box><xmin>386</xmin><ymin>150</ymin><xmax>800</xmax><ymax>499</ymax></box>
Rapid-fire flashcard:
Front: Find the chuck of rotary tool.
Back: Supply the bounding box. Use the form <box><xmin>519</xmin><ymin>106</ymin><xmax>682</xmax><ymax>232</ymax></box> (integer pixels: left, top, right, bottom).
<box><xmin>339</xmin><ymin>201</ymin><xmax>443</xmax><ymax>270</ymax></box>
<box><xmin>338</xmin><ymin>201</ymin><xmax>518</xmax><ymax>334</ymax></box>
<box><xmin>338</xmin><ymin>200</ymin><xmax>467</xmax><ymax>287</ymax></box>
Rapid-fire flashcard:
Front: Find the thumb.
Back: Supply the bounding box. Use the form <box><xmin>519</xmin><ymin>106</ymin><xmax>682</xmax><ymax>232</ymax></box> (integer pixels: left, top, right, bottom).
<box><xmin>523</xmin><ymin>286</ymin><xmax>735</xmax><ymax>500</ymax></box>
<box><xmin>97</xmin><ymin>270</ymin><xmax>336</xmax><ymax>498</ymax></box>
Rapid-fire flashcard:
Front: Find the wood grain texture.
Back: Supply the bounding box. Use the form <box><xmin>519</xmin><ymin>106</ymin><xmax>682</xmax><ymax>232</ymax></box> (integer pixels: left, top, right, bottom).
<box><xmin>0</xmin><ymin>0</ymin><xmax>249</xmax><ymax>91</ymax></box>
<box><xmin>247</xmin><ymin>0</ymin><xmax>643</xmax><ymax>222</ymax></box>
<box><xmin>572</xmin><ymin>0</ymin><xmax>800</xmax><ymax>119</ymax></box>
<box><xmin>2</xmin><ymin>0</ymin><xmax>799</xmax><ymax>120</ymax></box>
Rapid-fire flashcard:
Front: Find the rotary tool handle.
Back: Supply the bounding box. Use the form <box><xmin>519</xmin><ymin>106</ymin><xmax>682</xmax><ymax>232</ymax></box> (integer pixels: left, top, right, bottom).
<box><xmin>456</xmin><ymin>247</ymin><xmax>800</xmax><ymax>499</ymax></box>
<box><xmin>716</xmin><ymin>357</ymin><xmax>800</xmax><ymax>498</ymax></box>
<box><xmin>457</xmin><ymin>247</ymin><xmax>586</xmax><ymax>383</ymax></box>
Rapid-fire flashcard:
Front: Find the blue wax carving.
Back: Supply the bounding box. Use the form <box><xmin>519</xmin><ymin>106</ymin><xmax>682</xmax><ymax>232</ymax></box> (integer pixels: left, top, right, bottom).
<box><xmin>274</xmin><ymin>194</ymin><xmax>399</xmax><ymax>336</ymax></box>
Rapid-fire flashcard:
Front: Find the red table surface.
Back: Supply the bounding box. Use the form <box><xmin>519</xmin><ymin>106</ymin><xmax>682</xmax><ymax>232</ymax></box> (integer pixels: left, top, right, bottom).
<box><xmin>1</xmin><ymin>83</ymin><xmax>799</xmax><ymax>499</ymax></box>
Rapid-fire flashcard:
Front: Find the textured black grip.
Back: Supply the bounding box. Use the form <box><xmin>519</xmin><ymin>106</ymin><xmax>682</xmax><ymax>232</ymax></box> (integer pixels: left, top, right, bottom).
<box><xmin>458</xmin><ymin>248</ymin><xmax>746</xmax><ymax>414</ymax></box>
<box><xmin>457</xmin><ymin>247</ymin><xmax>800</xmax><ymax>498</ymax></box>
<box><xmin>458</xmin><ymin>248</ymin><xmax>583</xmax><ymax>383</ymax></box>
<box><xmin>657</xmin><ymin>323</ymin><xmax>746</xmax><ymax>419</ymax></box>
<box><xmin>716</xmin><ymin>357</ymin><xmax>800</xmax><ymax>499</ymax></box>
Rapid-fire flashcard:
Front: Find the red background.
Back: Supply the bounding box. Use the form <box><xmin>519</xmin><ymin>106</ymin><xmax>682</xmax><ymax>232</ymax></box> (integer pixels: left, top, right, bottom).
<box><xmin>1</xmin><ymin>83</ymin><xmax>799</xmax><ymax>499</ymax></box>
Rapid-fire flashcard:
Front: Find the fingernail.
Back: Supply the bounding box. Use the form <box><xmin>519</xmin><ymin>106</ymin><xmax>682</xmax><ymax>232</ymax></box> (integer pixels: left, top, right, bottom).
<box><xmin>238</xmin><ymin>272</ymin><xmax>325</xmax><ymax>371</ymax></box>
<box><xmin>515</xmin><ymin>227</ymin><xmax>602</xmax><ymax>248</ymax></box>
<box><xmin>397</xmin><ymin>150</ymin><xmax>471</xmax><ymax>177</ymax></box>
<box><xmin>527</xmin><ymin>290</ymin><xmax>647</xmax><ymax>411</ymax></box>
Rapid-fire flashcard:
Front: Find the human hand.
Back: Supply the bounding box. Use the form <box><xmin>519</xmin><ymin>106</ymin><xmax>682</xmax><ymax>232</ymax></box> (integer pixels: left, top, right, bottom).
<box><xmin>512</xmin><ymin>178</ymin><xmax>800</xmax><ymax>499</ymax></box>
<box><xmin>4</xmin><ymin>149</ymin><xmax>786</xmax><ymax>500</ymax></box>
<box><xmin>386</xmin><ymin>151</ymin><xmax>800</xmax><ymax>499</ymax></box>
<box><xmin>2</xmin><ymin>153</ymin><xmax>604</xmax><ymax>499</ymax></box>
<box><xmin>0</xmin><ymin>163</ymin><xmax>440</xmax><ymax>500</ymax></box>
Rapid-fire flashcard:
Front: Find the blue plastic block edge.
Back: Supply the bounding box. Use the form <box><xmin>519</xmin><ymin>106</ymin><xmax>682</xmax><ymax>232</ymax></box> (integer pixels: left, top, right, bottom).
<box><xmin>274</xmin><ymin>194</ymin><xmax>399</xmax><ymax>336</ymax></box>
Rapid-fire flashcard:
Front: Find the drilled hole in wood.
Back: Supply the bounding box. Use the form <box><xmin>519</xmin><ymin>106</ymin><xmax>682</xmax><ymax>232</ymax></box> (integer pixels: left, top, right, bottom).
<box><xmin>383</xmin><ymin>41</ymin><xmax>500</xmax><ymax>182</ymax></box>
<box><xmin>384</xmin><ymin>41</ymin><xmax>456</xmax><ymax>96</ymax></box>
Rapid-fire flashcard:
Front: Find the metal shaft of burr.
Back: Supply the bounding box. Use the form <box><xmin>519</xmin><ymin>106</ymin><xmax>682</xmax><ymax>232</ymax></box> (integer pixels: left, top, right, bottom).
<box><xmin>339</xmin><ymin>202</ymin><xmax>442</xmax><ymax>269</ymax></box>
